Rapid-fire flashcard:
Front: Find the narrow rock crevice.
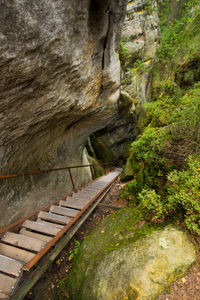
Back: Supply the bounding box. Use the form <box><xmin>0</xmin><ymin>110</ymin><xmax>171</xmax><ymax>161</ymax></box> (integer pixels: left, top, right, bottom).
<box><xmin>102</xmin><ymin>8</ymin><xmax>112</xmax><ymax>70</ymax></box>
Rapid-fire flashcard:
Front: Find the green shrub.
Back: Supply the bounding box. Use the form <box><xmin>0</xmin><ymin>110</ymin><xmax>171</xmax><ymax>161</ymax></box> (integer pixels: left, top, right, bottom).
<box><xmin>119</xmin><ymin>41</ymin><xmax>131</xmax><ymax>66</ymax></box>
<box><xmin>138</xmin><ymin>155</ymin><xmax>200</xmax><ymax>234</ymax></box>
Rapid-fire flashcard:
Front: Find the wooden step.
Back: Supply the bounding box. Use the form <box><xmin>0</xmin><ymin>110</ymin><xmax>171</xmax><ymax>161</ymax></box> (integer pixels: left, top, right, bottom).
<box><xmin>59</xmin><ymin>200</ymin><xmax>84</xmax><ymax>210</ymax></box>
<box><xmin>68</xmin><ymin>196</ymin><xmax>90</xmax><ymax>202</ymax></box>
<box><xmin>19</xmin><ymin>228</ymin><xmax>52</xmax><ymax>243</ymax></box>
<box><xmin>0</xmin><ymin>292</ymin><xmax>8</xmax><ymax>299</ymax></box>
<box><xmin>0</xmin><ymin>243</ymin><xmax>35</xmax><ymax>263</ymax></box>
<box><xmin>0</xmin><ymin>273</ymin><xmax>18</xmax><ymax>297</ymax></box>
<box><xmin>38</xmin><ymin>211</ymin><xmax>71</xmax><ymax>225</ymax></box>
<box><xmin>64</xmin><ymin>197</ymin><xmax>89</xmax><ymax>204</ymax></box>
<box><xmin>50</xmin><ymin>205</ymin><xmax>79</xmax><ymax>218</ymax></box>
<box><xmin>0</xmin><ymin>254</ymin><xmax>23</xmax><ymax>277</ymax></box>
<box><xmin>22</xmin><ymin>220</ymin><xmax>60</xmax><ymax>236</ymax></box>
<box><xmin>83</xmin><ymin>187</ymin><xmax>99</xmax><ymax>191</ymax></box>
<box><xmin>77</xmin><ymin>190</ymin><xmax>97</xmax><ymax>196</ymax></box>
<box><xmin>81</xmin><ymin>190</ymin><xmax>100</xmax><ymax>196</ymax></box>
<box><xmin>36</xmin><ymin>220</ymin><xmax>64</xmax><ymax>230</ymax></box>
<box><xmin>79</xmin><ymin>187</ymin><xmax>98</xmax><ymax>192</ymax></box>
<box><xmin>1</xmin><ymin>232</ymin><xmax>46</xmax><ymax>253</ymax></box>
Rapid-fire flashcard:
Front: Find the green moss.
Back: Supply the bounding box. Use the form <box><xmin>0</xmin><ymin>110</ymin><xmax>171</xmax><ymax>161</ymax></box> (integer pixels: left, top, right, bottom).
<box><xmin>90</xmin><ymin>135</ymin><xmax>114</xmax><ymax>164</ymax></box>
<box><xmin>64</xmin><ymin>208</ymin><xmax>172</xmax><ymax>299</ymax></box>
<box><xmin>119</xmin><ymin>40</ymin><xmax>131</xmax><ymax>67</ymax></box>
<box><xmin>137</xmin><ymin>108</ymin><xmax>151</xmax><ymax>134</ymax></box>
<box><xmin>120</xmin><ymin>151</ymin><xmax>141</xmax><ymax>182</ymax></box>
<box><xmin>87</xmin><ymin>155</ymin><xmax>104</xmax><ymax>178</ymax></box>
<box><xmin>123</xmin><ymin>141</ymin><xmax>132</xmax><ymax>158</ymax></box>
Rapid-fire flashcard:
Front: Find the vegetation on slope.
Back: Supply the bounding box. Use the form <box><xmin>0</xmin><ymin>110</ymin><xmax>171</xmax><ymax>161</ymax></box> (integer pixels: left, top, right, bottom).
<box><xmin>121</xmin><ymin>0</ymin><xmax>200</xmax><ymax>234</ymax></box>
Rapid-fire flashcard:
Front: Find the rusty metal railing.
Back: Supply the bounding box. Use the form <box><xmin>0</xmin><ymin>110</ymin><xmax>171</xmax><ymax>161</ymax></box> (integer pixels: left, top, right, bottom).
<box><xmin>0</xmin><ymin>162</ymin><xmax>115</xmax><ymax>192</ymax></box>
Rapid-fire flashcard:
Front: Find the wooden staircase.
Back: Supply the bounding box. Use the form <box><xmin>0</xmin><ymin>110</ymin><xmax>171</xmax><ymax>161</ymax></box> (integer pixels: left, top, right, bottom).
<box><xmin>0</xmin><ymin>169</ymin><xmax>121</xmax><ymax>299</ymax></box>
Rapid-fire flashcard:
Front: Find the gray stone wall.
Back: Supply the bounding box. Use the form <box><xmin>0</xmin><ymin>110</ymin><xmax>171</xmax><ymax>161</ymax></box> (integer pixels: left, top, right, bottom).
<box><xmin>0</xmin><ymin>0</ymin><xmax>126</xmax><ymax>227</ymax></box>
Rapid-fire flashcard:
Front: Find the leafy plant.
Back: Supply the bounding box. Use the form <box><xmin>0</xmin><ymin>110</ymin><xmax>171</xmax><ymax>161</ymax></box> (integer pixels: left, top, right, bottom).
<box><xmin>138</xmin><ymin>156</ymin><xmax>200</xmax><ymax>234</ymax></box>
<box><xmin>119</xmin><ymin>41</ymin><xmax>131</xmax><ymax>65</ymax></box>
<box><xmin>69</xmin><ymin>241</ymin><xmax>80</xmax><ymax>260</ymax></box>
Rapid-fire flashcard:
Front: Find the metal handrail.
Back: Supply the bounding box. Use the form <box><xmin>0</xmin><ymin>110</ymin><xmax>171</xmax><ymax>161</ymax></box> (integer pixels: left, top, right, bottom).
<box><xmin>0</xmin><ymin>162</ymin><xmax>115</xmax><ymax>192</ymax></box>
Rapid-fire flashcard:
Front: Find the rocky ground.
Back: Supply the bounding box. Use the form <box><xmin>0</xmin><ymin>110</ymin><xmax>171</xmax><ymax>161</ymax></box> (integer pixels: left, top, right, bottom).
<box><xmin>24</xmin><ymin>180</ymin><xmax>200</xmax><ymax>300</ymax></box>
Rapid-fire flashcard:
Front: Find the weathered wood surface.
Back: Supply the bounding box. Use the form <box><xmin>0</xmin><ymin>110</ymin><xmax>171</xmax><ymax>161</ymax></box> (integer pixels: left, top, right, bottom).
<box><xmin>1</xmin><ymin>232</ymin><xmax>46</xmax><ymax>253</ymax></box>
<box><xmin>38</xmin><ymin>211</ymin><xmax>71</xmax><ymax>225</ymax></box>
<box><xmin>36</xmin><ymin>220</ymin><xmax>64</xmax><ymax>230</ymax></box>
<box><xmin>11</xmin><ymin>177</ymin><xmax>118</xmax><ymax>300</ymax></box>
<box><xmin>50</xmin><ymin>205</ymin><xmax>79</xmax><ymax>218</ymax></box>
<box><xmin>22</xmin><ymin>220</ymin><xmax>60</xmax><ymax>236</ymax></box>
<box><xmin>0</xmin><ymin>243</ymin><xmax>35</xmax><ymax>263</ymax></box>
<box><xmin>0</xmin><ymin>254</ymin><xmax>23</xmax><ymax>277</ymax></box>
<box><xmin>0</xmin><ymin>169</ymin><xmax>121</xmax><ymax>300</ymax></box>
<box><xmin>0</xmin><ymin>292</ymin><xmax>8</xmax><ymax>300</ymax></box>
<box><xmin>19</xmin><ymin>229</ymin><xmax>52</xmax><ymax>243</ymax></box>
<box><xmin>59</xmin><ymin>200</ymin><xmax>85</xmax><ymax>210</ymax></box>
<box><xmin>0</xmin><ymin>273</ymin><xmax>18</xmax><ymax>297</ymax></box>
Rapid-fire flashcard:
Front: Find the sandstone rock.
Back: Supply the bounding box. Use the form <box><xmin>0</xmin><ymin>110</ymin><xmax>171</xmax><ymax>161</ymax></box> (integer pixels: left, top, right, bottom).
<box><xmin>67</xmin><ymin>209</ymin><xmax>196</xmax><ymax>299</ymax></box>
<box><xmin>93</xmin><ymin>0</ymin><xmax>160</xmax><ymax>162</ymax></box>
<box><xmin>121</xmin><ymin>0</ymin><xmax>160</xmax><ymax>103</ymax></box>
<box><xmin>0</xmin><ymin>0</ymin><xmax>127</xmax><ymax>227</ymax></box>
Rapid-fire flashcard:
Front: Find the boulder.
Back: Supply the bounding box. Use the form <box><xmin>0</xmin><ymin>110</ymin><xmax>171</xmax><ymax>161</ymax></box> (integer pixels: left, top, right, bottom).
<box><xmin>66</xmin><ymin>209</ymin><xmax>196</xmax><ymax>299</ymax></box>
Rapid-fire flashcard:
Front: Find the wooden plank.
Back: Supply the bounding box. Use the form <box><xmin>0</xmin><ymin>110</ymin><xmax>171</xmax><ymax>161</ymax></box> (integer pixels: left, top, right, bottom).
<box><xmin>0</xmin><ymin>243</ymin><xmax>34</xmax><ymax>263</ymax></box>
<box><xmin>0</xmin><ymin>192</ymin><xmax>71</xmax><ymax>238</ymax></box>
<box><xmin>64</xmin><ymin>197</ymin><xmax>89</xmax><ymax>205</ymax></box>
<box><xmin>1</xmin><ymin>232</ymin><xmax>46</xmax><ymax>253</ymax></box>
<box><xmin>0</xmin><ymin>273</ymin><xmax>18</xmax><ymax>296</ymax></box>
<box><xmin>36</xmin><ymin>220</ymin><xmax>64</xmax><ymax>230</ymax></box>
<box><xmin>0</xmin><ymin>254</ymin><xmax>23</xmax><ymax>277</ymax></box>
<box><xmin>38</xmin><ymin>211</ymin><xmax>71</xmax><ymax>225</ymax></box>
<box><xmin>68</xmin><ymin>196</ymin><xmax>90</xmax><ymax>202</ymax></box>
<box><xmin>59</xmin><ymin>200</ymin><xmax>84</xmax><ymax>210</ymax></box>
<box><xmin>83</xmin><ymin>191</ymin><xmax>98</xmax><ymax>195</ymax></box>
<box><xmin>22</xmin><ymin>220</ymin><xmax>60</xmax><ymax>236</ymax></box>
<box><xmin>23</xmin><ymin>174</ymin><xmax>119</xmax><ymax>271</ymax></box>
<box><xmin>77</xmin><ymin>190</ymin><xmax>97</xmax><ymax>196</ymax></box>
<box><xmin>19</xmin><ymin>229</ymin><xmax>52</xmax><ymax>243</ymax></box>
<box><xmin>0</xmin><ymin>292</ymin><xmax>8</xmax><ymax>299</ymax></box>
<box><xmin>50</xmin><ymin>205</ymin><xmax>79</xmax><ymax>218</ymax></box>
<box><xmin>11</xmin><ymin>179</ymin><xmax>117</xmax><ymax>300</ymax></box>
<box><xmin>83</xmin><ymin>187</ymin><xmax>99</xmax><ymax>191</ymax></box>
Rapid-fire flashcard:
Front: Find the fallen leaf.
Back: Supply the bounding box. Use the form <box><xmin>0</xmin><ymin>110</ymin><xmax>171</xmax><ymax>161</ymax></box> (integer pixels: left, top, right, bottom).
<box><xmin>181</xmin><ymin>277</ymin><xmax>186</xmax><ymax>283</ymax></box>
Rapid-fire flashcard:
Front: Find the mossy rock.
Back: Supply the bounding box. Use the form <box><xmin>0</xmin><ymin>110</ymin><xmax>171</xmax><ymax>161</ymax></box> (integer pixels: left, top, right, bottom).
<box><xmin>91</xmin><ymin>135</ymin><xmax>114</xmax><ymax>164</ymax></box>
<box><xmin>63</xmin><ymin>208</ymin><xmax>196</xmax><ymax>299</ymax></box>
<box><xmin>86</xmin><ymin>155</ymin><xmax>104</xmax><ymax>178</ymax></box>
<box><xmin>121</xmin><ymin>152</ymin><xmax>141</xmax><ymax>182</ymax></box>
<box><xmin>137</xmin><ymin>108</ymin><xmax>151</xmax><ymax>134</ymax></box>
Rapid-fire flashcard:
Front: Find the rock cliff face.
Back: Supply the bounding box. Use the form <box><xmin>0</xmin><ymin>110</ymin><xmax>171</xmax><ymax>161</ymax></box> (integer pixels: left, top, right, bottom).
<box><xmin>121</xmin><ymin>0</ymin><xmax>160</xmax><ymax>102</ymax></box>
<box><xmin>92</xmin><ymin>0</ymin><xmax>160</xmax><ymax>162</ymax></box>
<box><xmin>0</xmin><ymin>0</ymin><xmax>126</xmax><ymax>227</ymax></box>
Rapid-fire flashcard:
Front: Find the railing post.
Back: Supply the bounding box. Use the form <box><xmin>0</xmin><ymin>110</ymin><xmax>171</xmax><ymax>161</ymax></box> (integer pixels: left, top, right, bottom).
<box><xmin>68</xmin><ymin>168</ymin><xmax>76</xmax><ymax>193</ymax></box>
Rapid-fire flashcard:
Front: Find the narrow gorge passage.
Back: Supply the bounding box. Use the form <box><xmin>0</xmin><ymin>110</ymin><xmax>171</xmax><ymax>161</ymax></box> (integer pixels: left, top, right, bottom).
<box><xmin>1</xmin><ymin>0</ymin><xmax>200</xmax><ymax>299</ymax></box>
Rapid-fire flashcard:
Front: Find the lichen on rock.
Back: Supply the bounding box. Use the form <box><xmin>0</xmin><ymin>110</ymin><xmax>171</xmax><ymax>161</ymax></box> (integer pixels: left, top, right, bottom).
<box><xmin>65</xmin><ymin>208</ymin><xmax>196</xmax><ymax>299</ymax></box>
